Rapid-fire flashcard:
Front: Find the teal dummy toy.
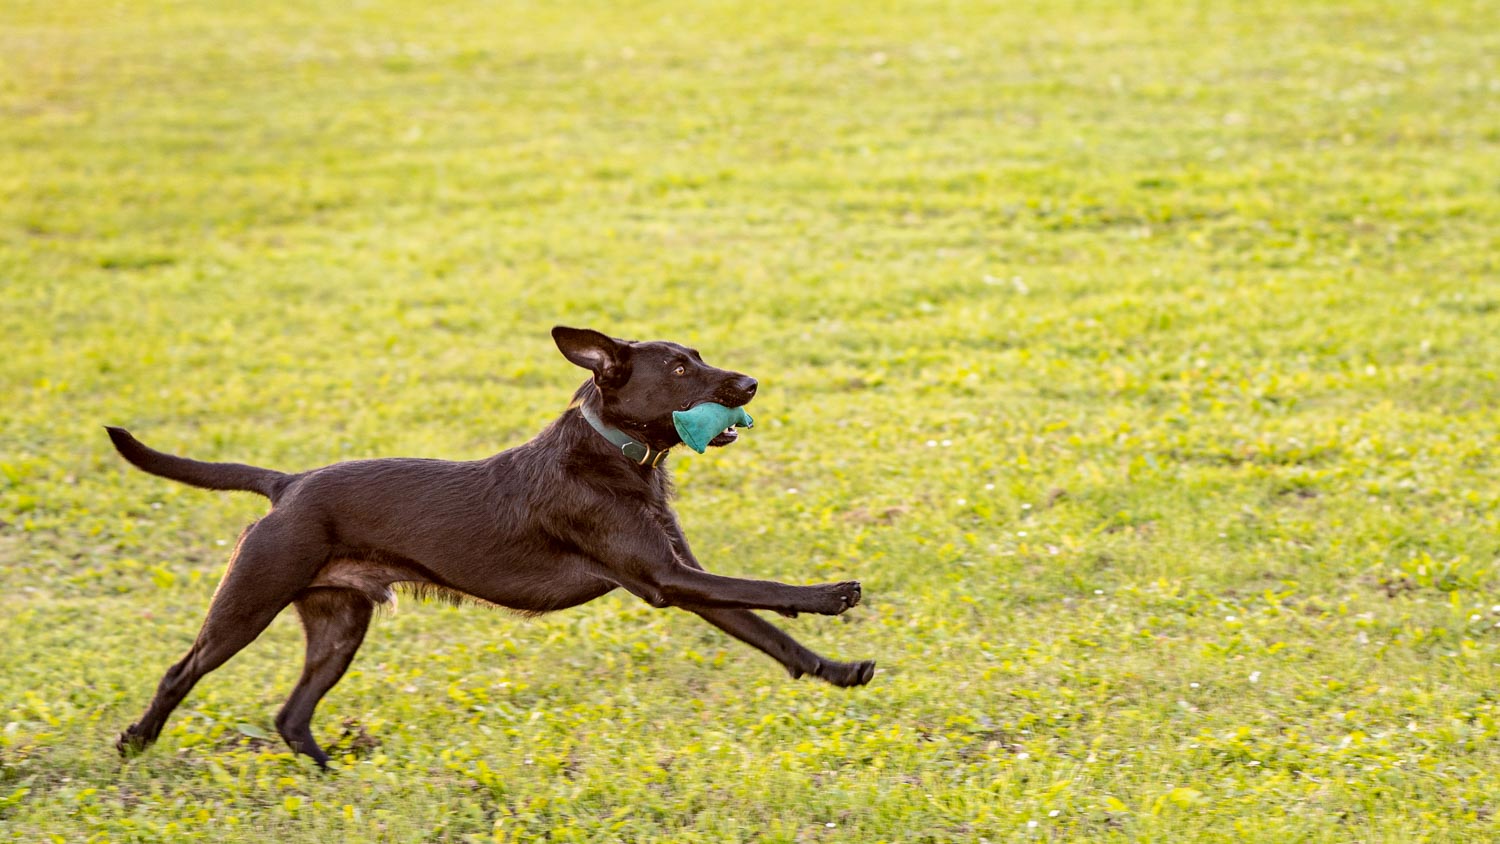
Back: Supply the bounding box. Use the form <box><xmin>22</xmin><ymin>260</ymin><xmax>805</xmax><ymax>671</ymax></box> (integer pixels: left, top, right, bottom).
<box><xmin>673</xmin><ymin>402</ymin><xmax>754</xmax><ymax>454</ymax></box>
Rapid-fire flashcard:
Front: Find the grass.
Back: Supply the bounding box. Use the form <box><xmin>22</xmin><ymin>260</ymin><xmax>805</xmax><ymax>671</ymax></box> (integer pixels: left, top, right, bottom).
<box><xmin>3</xmin><ymin>0</ymin><xmax>1499</xmax><ymax>839</ymax></box>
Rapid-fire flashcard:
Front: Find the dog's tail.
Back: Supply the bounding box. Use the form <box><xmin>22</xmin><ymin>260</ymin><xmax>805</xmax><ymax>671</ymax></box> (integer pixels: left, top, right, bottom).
<box><xmin>104</xmin><ymin>426</ymin><xmax>289</xmax><ymax>500</ymax></box>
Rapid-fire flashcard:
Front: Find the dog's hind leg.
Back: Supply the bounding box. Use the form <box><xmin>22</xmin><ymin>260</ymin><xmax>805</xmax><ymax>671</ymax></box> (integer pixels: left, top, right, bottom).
<box><xmin>274</xmin><ymin>588</ymin><xmax>374</xmax><ymax>768</ymax></box>
<box><xmin>117</xmin><ymin>517</ymin><xmax>328</xmax><ymax>758</ymax></box>
<box><xmin>692</xmin><ymin>609</ymin><xmax>876</xmax><ymax>687</ymax></box>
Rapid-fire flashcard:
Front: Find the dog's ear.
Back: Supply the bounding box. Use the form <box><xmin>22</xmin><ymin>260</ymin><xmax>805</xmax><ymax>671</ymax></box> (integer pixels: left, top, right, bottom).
<box><xmin>552</xmin><ymin>326</ymin><xmax>630</xmax><ymax>386</ymax></box>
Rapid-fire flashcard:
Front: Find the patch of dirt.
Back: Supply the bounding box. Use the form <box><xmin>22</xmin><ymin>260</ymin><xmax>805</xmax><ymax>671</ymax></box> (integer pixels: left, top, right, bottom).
<box><xmin>330</xmin><ymin>718</ymin><xmax>381</xmax><ymax>757</ymax></box>
<box><xmin>840</xmin><ymin>506</ymin><xmax>908</xmax><ymax>526</ymax></box>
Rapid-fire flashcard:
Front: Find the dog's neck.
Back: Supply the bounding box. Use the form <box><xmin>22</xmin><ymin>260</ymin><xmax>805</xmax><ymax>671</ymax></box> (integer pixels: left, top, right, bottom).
<box><xmin>564</xmin><ymin>384</ymin><xmax>672</xmax><ymax>469</ymax></box>
<box><xmin>572</xmin><ymin>397</ymin><xmax>671</xmax><ymax>468</ymax></box>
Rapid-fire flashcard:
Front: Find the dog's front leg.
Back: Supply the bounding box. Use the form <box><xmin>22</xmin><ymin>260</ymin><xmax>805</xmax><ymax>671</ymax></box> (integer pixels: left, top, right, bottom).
<box><xmin>562</xmin><ymin>509</ymin><xmax>861</xmax><ymax>615</ymax></box>
<box><xmin>694</xmin><ymin>608</ymin><xmax>875</xmax><ymax>687</ymax></box>
<box><xmin>659</xmin><ymin>513</ymin><xmax>875</xmax><ymax>688</ymax></box>
<box><xmin>631</xmin><ymin>557</ymin><xmax>861</xmax><ymax>615</ymax></box>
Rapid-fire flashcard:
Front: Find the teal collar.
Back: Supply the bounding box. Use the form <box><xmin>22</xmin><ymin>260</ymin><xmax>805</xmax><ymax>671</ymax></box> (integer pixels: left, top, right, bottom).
<box><xmin>574</xmin><ymin>399</ymin><xmax>670</xmax><ymax>468</ymax></box>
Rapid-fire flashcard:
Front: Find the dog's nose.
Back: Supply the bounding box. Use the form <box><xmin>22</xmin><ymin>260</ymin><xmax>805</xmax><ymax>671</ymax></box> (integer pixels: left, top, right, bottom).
<box><xmin>736</xmin><ymin>376</ymin><xmax>758</xmax><ymax>397</ymax></box>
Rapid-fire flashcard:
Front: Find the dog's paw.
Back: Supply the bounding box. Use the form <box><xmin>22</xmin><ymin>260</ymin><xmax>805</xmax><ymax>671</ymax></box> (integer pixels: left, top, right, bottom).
<box><xmin>806</xmin><ymin>580</ymin><xmax>861</xmax><ymax>615</ymax></box>
<box><xmin>116</xmin><ymin>727</ymin><xmax>149</xmax><ymax>758</ymax></box>
<box><xmin>816</xmin><ymin>659</ymin><xmax>876</xmax><ymax>688</ymax></box>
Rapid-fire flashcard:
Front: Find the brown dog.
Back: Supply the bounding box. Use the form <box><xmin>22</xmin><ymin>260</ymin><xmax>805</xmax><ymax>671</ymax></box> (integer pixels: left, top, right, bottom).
<box><xmin>108</xmin><ymin>326</ymin><xmax>873</xmax><ymax>767</ymax></box>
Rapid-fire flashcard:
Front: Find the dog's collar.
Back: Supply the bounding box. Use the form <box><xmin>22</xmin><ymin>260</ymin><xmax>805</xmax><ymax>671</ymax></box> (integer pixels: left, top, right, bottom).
<box><xmin>571</xmin><ymin>398</ymin><xmax>670</xmax><ymax>468</ymax></box>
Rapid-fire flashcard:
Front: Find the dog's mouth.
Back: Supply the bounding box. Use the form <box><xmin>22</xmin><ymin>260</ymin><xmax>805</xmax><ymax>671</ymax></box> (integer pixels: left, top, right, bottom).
<box><xmin>681</xmin><ymin>395</ymin><xmax>751</xmax><ymax>449</ymax></box>
<box><xmin>686</xmin><ymin>396</ymin><xmax>749</xmax><ymax>411</ymax></box>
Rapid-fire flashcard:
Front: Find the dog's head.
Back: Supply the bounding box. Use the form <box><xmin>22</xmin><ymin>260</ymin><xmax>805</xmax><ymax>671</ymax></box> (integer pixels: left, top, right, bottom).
<box><xmin>553</xmin><ymin>326</ymin><xmax>758</xmax><ymax>450</ymax></box>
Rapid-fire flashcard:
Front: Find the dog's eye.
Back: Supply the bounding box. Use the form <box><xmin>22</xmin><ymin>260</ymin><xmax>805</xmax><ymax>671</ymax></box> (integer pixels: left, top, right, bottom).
<box><xmin>674</xmin><ymin>365</ymin><xmax>686</xmax><ymax>376</ymax></box>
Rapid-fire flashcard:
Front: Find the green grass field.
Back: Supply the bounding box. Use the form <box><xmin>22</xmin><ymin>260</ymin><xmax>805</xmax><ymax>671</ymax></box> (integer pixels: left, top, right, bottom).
<box><xmin>4</xmin><ymin>0</ymin><xmax>1500</xmax><ymax>840</ymax></box>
